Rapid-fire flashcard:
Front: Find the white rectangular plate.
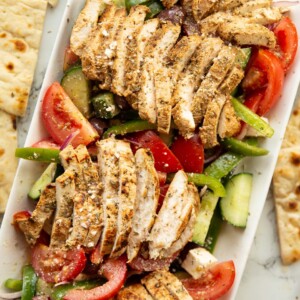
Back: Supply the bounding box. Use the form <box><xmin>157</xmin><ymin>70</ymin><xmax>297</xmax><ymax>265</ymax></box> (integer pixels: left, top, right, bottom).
<box><xmin>0</xmin><ymin>1</ymin><xmax>300</xmax><ymax>299</ymax></box>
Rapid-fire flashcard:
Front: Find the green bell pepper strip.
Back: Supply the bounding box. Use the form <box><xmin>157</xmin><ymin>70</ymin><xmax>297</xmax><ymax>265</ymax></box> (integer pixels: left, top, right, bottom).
<box><xmin>15</xmin><ymin>147</ymin><xmax>60</xmax><ymax>163</ymax></box>
<box><xmin>231</xmin><ymin>97</ymin><xmax>274</xmax><ymax>138</ymax></box>
<box><xmin>51</xmin><ymin>280</ymin><xmax>101</xmax><ymax>300</ymax></box>
<box><xmin>21</xmin><ymin>265</ymin><xmax>37</xmax><ymax>300</ymax></box>
<box><xmin>146</xmin><ymin>0</ymin><xmax>164</xmax><ymax>18</ymax></box>
<box><xmin>102</xmin><ymin>120</ymin><xmax>156</xmax><ymax>139</ymax></box>
<box><xmin>221</xmin><ymin>137</ymin><xmax>269</xmax><ymax>156</ymax></box>
<box><xmin>4</xmin><ymin>279</ymin><xmax>23</xmax><ymax>291</ymax></box>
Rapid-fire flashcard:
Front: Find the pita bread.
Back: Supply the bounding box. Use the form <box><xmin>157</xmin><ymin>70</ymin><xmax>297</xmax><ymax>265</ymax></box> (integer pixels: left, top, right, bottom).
<box><xmin>0</xmin><ymin>0</ymin><xmax>47</xmax><ymax>116</ymax></box>
<box><xmin>273</xmin><ymin>96</ymin><xmax>300</xmax><ymax>264</ymax></box>
<box><xmin>0</xmin><ymin>109</ymin><xmax>18</xmax><ymax>213</ymax></box>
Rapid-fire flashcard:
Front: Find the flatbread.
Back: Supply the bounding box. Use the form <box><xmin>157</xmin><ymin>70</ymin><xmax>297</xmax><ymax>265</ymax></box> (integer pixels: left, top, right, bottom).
<box><xmin>0</xmin><ymin>0</ymin><xmax>48</xmax><ymax>116</ymax></box>
<box><xmin>0</xmin><ymin>110</ymin><xmax>18</xmax><ymax>213</ymax></box>
<box><xmin>273</xmin><ymin>97</ymin><xmax>300</xmax><ymax>264</ymax></box>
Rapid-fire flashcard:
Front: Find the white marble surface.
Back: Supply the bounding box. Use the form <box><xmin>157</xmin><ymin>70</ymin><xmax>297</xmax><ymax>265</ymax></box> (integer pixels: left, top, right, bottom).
<box><xmin>18</xmin><ymin>1</ymin><xmax>300</xmax><ymax>299</ymax></box>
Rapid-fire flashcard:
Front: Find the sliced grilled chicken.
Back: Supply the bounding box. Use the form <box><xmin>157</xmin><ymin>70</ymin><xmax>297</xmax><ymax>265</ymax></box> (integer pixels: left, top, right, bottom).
<box><xmin>233</xmin><ymin>0</ymin><xmax>272</xmax><ymax>15</ymax></box>
<box><xmin>70</xmin><ymin>0</ymin><xmax>105</xmax><ymax>57</ymax></box>
<box><xmin>111</xmin><ymin>6</ymin><xmax>149</xmax><ymax>96</ymax></box>
<box><xmin>125</xmin><ymin>18</ymin><xmax>160</xmax><ymax>108</ymax></box>
<box><xmin>117</xmin><ymin>284</ymin><xmax>153</xmax><ymax>300</ymax></box>
<box><xmin>160</xmin><ymin>183</ymin><xmax>200</xmax><ymax>258</ymax></box>
<box><xmin>16</xmin><ymin>184</ymin><xmax>56</xmax><ymax>246</ymax></box>
<box><xmin>81</xmin><ymin>5</ymin><xmax>117</xmax><ymax>81</ymax></box>
<box><xmin>142</xmin><ymin>271</ymin><xmax>192</xmax><ymax>300</ymax></box>
<box><xmin>219</xmin><ymin>65</ymin><xmax>244</xmax><ymax>95</ymax></box>
<box><xmin>243</xmin><ymin>7</ymin><xmax>282</xmax><ymax>25</ymax></box>
<box><xmin>218</xmin><ymin>97</ymin><xmax>241</xmax><ymax>138</ymax></box>
<box><xmin>50</xmin><ymin>169</ymin><xmax>76</xmax><ymax>248</ymax></box>
<box><xmin>213</xmin><ymin>0</ymin><xmax>248</xmax><ymax>12</ymax></box>
<box><xmin>156</xmin><ymin>35</ymin><xmax>202</xmax><ymax>134</ymax></box>
<box><xmin>96</xmin><ymin>138</ymin><xmax>119</xmax><ymax>259</ymax></box>
<box><xmin>217</xmin><ymin>21</ymin><xmax>276</xmax><ymax>48</ymax></box>
<box><xmin>192</xmin><ymin>0</ymin><xmax>218</xmax><ymax>22</ymax></box>
<box><xmin>149</xmin><ymin>170</ymin><xmax>193</xmax><ymax>259</ymax></box>
<box><xmin>199</xmin><ymin>12</ymin><xmax>232</xmax><ymax>34</ymax></box>
<box><xmin>192</xmin><ymin>45</ymin><xmax>235</xmax><ymax>126</ymax></box>
<box><xmin>127</xmin><ymin>148</ymin><xmax>160</xmax><ymax>262</ymax></box>
<box><xmin>172</xmin><ymin>37</ymin><xmax>223</xmax><ymax>138</ymax></box>
<box><xmin>138</xmin><ymin>22</ymin><xmax>181</xmax><ymax>124</ymax></box>
<box><xmin>182</xmin><ymin>0</ymin><xmax>193</xmax><ymax>15</ymax></box>
<box><xmin>111</xmin><ymin>141</ymin><xmax>137</xmax><ymax>258</ymax></box>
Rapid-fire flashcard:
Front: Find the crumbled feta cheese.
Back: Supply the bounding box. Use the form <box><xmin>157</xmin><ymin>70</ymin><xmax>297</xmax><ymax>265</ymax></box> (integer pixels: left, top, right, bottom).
<box><xmin>102</xmin><ymin>29</ymin><xmax>109</xmax><ymax>37</ymax></box>
<box><xmin>104</xmin><ymin>48</ymin><xmax>113</xmax><ymax>58</ymax></box>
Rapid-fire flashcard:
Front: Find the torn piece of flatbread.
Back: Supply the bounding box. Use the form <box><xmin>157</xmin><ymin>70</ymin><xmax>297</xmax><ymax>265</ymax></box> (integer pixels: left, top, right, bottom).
<box><xmin>273</xmin><ymin>146</ymin><xmax>300</xmax><ymax>265</ymax></box>
<box><xmin>0</xmin><ymin>109</ymin><xmax>18</xmax><ymax>212</ymax></box>
<box><xmin>0</xmin><ymin>0</ymin><xmax>48</xmax><ymax>116</ymax></box>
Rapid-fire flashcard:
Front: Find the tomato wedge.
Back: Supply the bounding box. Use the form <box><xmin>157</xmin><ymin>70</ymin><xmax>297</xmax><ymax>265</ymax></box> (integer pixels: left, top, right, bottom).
<box><xmin>63</xmin><ymin>46</ymin><xmax>80</xmax><ymax>72</ymax></box>
<box><xmin>41</xmin><ymin>82</ymin><xmax>99</xmax><ymax>147</ymax></box>
<box><xmin>243</xmin><ymin>50</ymin><xmax>284</xmax><ymax>116</ymax></box>
<box><xmin>64</xmin><ymin>255</ymin><xmax>127</xmax><ymax>300</ymax></box>
<box><xmin>126</xmin><ymin>130</ymin><xmax>183</xmax><ymax>173</ymax></box>
<box><xmin>31</xmin><ymin>244</ymin><xmax>86</xmax><ymax>283</ymax></box>
<box><xmin>31</xmin><ymin>138</ymin><xmax>60</xmax><ymax>149</ymax></box>
<box><xmin>181</xmin><ymin>260</ymin><xmax>235</xmax><ymax>300</ymax></box>
<box><xmin>273</xmin><ymin>17</ymin><xmax>298</xmax><ymax>72</ymax></box>
<box><xmin>170</xmin><ymin>134</ymin><xmax>204</xmax><ymax>173</ymax></box>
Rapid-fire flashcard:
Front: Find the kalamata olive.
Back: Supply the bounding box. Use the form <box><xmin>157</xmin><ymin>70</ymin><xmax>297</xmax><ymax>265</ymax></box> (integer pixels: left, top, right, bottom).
<box><xmin>114</xmin><ymin>95</ymin><xmax>131</xmax><ymax>110</ymax></box>
<box><xmin>182</xmin><ymin>16</ymin><xmax>200</xmax><ymax>36</ymax></box>
<box><xmin>158</xmin><ymin>6</ymin><xmax>186</xmax><ymax>26</ymax></box>
<box><xmin>89</xmin><ymin>118</ymin><xmax>109</xmax><ymax>136</ymax></box>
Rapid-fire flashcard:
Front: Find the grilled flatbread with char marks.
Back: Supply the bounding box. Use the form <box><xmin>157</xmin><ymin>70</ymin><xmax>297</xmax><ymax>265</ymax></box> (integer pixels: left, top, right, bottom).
<box><xmin>111</xmin><ymin>141</ymin><xmax>137</xmax><ymax>258</ymax></box>
<box><xmin>70</xmin><ymin>0</ymin><xmax>105</xmax><ymax>57</ymax></box>
<box><xmin>111</xmin><ymin>5</ymin><xmax>149</xmax><ymax>96</ymax></box>
<box><xmin>117</xmin><ymin>283</ymin><xmax>153</xmax><ymax>300</ymax></box>
<box><xmin>127</xmin><ymin>148</ymin><xmax>160</xmax><ymax>262</ymax></box>
<box><xmin>149</xmin><ymin>170</ymin><xmax>193</xmax><ymax>259</ymax></box>
<box><xmin>172</xmin><ymin>37</ymin><xmax>223</xmax><ymax>138</ymax></box>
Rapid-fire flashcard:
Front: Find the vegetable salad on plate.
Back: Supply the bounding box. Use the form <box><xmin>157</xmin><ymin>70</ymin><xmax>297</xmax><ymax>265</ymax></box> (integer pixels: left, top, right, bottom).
<box><xmin>4</xmin><ymin>0</ymin><xmax>298</xmax><ymax>299</ymax></box>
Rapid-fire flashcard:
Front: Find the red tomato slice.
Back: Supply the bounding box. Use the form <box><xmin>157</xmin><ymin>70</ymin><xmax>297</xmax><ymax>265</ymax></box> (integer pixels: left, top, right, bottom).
<box><xmin>41</xmin><ymin>82</ymin><xmax>99</xmax><ymax>147</ymax></box>
<box><xmin>63</xmin><ymin>46</ymin><xmax>80</xmax><ymax>72</ymax></box>
<box><xmin>126</xmin><ymin>130</ymin><xmax>183</xmax><ymax>173</ymax></box>
<box><xmin>181</xmin><ymin>260</ymin><xmax>235</xmax><ymax>300</ymax></box>
<box><xmin>273</xmin><ymin>17</ymin><xmax>298</xmax><ymax>72</ymax></box>
<box><xmin>64</xmin><ymin>255</ymin><xmax>127</xmax><ymax>300</ymax></box>
<box><xmin>31</xmin><ymin>244</ymin><xmax>86</xmax><ymax>283</ymax></box>
<box><xmin>243</xmin><ymin>50</ymin><xmax>284</xmax><ymax>116</ymax></box>
<box><xmin>170</xmin><ymin>134</ymin><xmax>204</xmax><ymax>173</ymax></box>
<box><xmin>31</xmin><ymin>138</ymin><xmax>60</xmax><ymax>149</ymax></box>
<box><xmin>13</xmin><ymin>211</ymin><xmax>31</xmax><ymax>230</ymax></box>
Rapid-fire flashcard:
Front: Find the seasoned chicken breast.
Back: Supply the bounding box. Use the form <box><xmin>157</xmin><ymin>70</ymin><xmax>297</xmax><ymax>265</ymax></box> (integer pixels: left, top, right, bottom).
<box><xmin>117</xmin><ymin>284</ymin><xmax>153</xmax><ymax>300</ymax></box>
<box><xmin>70</xmin><ymin>0</ymin><xmax>105</xmax><ymax>57</ymax></box>
<box><xmin>192</xmin><ymin>0</ymin><xmax>218</xmax><ymax>22</ymax></box>
<box><xmin>127</xmin><ymin>148</ymin><xmax>160</xmax><ymax>262</ymax></box>
<box><xmin>233</xmin><ymin>0</ymin><xmax>272</xmax><ymax>15</ymax></box>
<box><xmin>219</xmin><ymin>65</ymin><xmax>244</xmax><ymax>95</ymax></box>
<box><xmin>111</xmin><ymin>5</ymin><xmax>148</xmax><ymax>96</ymax></box>
<box><xmin>149</xmin><ymin>170</ymin><xmax>193</xmax><ymax>259</ymax></box>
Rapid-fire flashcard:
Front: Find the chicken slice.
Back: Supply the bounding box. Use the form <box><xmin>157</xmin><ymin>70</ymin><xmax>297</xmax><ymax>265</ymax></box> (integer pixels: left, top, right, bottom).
<box><xmin>96</xmin><ymin>138</ymin><xmax>119</xmax><ymax>259</ymax></box>
<box><xmin>156</xmin><ymin>35</ymin><xmax>202</xmax><ymax>134</ymax></box>
<box><xmin>125</xmin><ymin>18</ymin><xmax>160</xmax><ymax>108</ymax></box>
<box><xmin>233</xmin><ymin>0</ymin><xmax>272</xmax><ymax>15</ymax></box>
<box><xmin>192</xmin><ymin>45</ymin><xmax>236</xmax><ymax>125</ymax></box>
<box><xmin>111</xmin><ymin>141</ymin><xmax>137</xmax><ymax>258</ymax></box>
<box><xmin>81</xmin><ymin>5</ymin><xmax>117</xmax><ymax>81</ymax></box>
<box><xmin>218</xmin><ymin>97</ymin><xmax>241</xmax><ymax>138</ymax></box>
<box><xmin>160</xmin><ymin>184</ymin><xmax>200</xmax><ymax>258</ymax></box>
<box><xmin>192</xmin><ymin>0</ymin><xmax>218</xmax><ymax>22</ymax></box>
<box><xmin>16</xmin><ymin>184</ymin><xmax>56</xmax><ymax>246</ymax></box>
<box><xmin>243</xmin><ymin>7</ymin><xmax>282</xmax><ymax>25</ymax></box>
<box><xmin>217</xmin><ymin>21</ymin><xmax>276</xmax><ymax>48</ymax></box>
<box><xmin>117</xmin><ymin>284</ymin><xmax>153</xmax><ymax>300</ymax></box>
<box><xmin>70</xmin><ymin>0</ymin><xmax>105</xmax><ymax>57</ymax></box>
<box><xmin>138</xmin><ymin>22</ymin><xmax>181</xmax><ymax>124</ymax></box>
<box><xmin>213</xmin><ymin>0</ymin><xmax>248</xmax><ymax>12</ymax></box>
<box><xmin>127</xmin><ymin>148</ymin><xmax>160</xmax><ymax>262</ymax></box>
<box><xmin>172</xmin><ymin>37</ymin><xmax>223</xmax><ymax>138</ymax></box>
<box><xmin>199</xmin><ymin>93</ymin><xmax>227</xmax><ymax>149</ymax></box>
<box><xmin>149</xmin><ymin>170</ymin><xmax>193</xmax><ymax>259</ymax></box>
<box><xmin>50</xmin><ymin>169</ymin><xmax>75</xmax><ymax>248</ymax></box>
<box><xmin>219</xmin><ymin>65</ymin><xmax>244</xmax><ymax>95</ymax></box>
<box><xmin>111</xmin><ymin>5</ymin><xmax>149</xmax><ymax>96</ymax></box>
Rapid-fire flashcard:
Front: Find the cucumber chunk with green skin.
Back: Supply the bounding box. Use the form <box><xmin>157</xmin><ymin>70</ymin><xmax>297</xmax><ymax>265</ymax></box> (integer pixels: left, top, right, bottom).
<box><xmin>35</xmin><ymin>278</ymin><xmax>53</xmax><ymax>297</ymax></box>
<box><xmin>192</xmin><ymin>191</ymin><xmax>219</xmax><ymax>246</ymax></box>
<box><xmin>28</xmin><ymin>163</ymin><xmax>57</xmax><ymax>200</ymax></box>
<box><xmin>220</xmin><ymin>173</ymin><xmax>253</xmax><ymax>228</ymax></box>
<box><xmin>61</xmin><ymin>66</ymin><xmax>91</xmax><ymax>118</ymax></box>
<box><xmin>92</xmin><ymin>92</ymin><xmax>120</xmax><ymax>119</ymax></box>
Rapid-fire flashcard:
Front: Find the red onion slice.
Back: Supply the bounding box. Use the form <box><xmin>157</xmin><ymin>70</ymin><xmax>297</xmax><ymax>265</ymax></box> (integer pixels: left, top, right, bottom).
<box><xmin>60</xmin><ymin>130</ymin><xmax>80</xmax><ymax>150</ymax></box>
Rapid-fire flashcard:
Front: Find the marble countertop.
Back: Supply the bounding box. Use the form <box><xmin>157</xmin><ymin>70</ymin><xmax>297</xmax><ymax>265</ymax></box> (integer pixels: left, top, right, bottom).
<box><xmin>18</xmin><ymin>1</ymin><xmax>300</xmax><ymax>299</ymax></box>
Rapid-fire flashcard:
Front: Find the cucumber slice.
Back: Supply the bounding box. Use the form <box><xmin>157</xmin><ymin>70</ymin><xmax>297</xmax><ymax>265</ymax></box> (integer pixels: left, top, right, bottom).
<box><xmin>28</xmin><ymin>163</ymin><xmax>57</xmax><ymax>200</ymax></box>
<box><xmin>192</xmin><ymin>191</ymin><xmax>219</xmax><ymax>245</ymax></box>
<box><xmin>61</xmin><ymin>66</ymin><xmax>91</xmax><ymax>118</ymax></box>
<box><xmin>92</xmin><ymin>92</ymin><xmax>120</xmax><ymax>119</ymax></box>
<box><xmin>220</xmin><ymin>173</ymin><xmax>253</xmax><ymax>228</ymax></box>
